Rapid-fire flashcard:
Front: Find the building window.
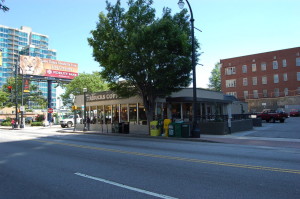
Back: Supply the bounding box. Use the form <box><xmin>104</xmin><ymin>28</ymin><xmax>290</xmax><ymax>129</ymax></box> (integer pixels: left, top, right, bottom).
<box><xmin>252</xmin><ymin>77</ymin><xmax>257</xmax><ymax>85</ymax></box>
<box><xmin>263</xmin><ymin>89</ymin><xmax>268</xmax><ymax>98</ymax></box>
<box><xmin>284</xmin><ymin>88</ymin><xmax>288</xmax><ymax>96</ymax></box>
<box><xmin>282</xmin><ymin>59</ymin><xmax>287</xmax><ymax>67</ymax></box>
<box><xmin>242</xmin><ymin>65</ymin><xmax>247</xmax><ymax>73</ymax></box>
<box><xmin>226</xmin><ymin>92</ymin><xmax>237</xmax><ymax>97</ymax></box>
<box><xmin>253</xmin><ymin>90</ymin><xmax>258</xmax><ymax>98</ymax></box>
<box><xmin>274</xmin><ymin>88</ymin><xmax>279</xmax><ymax>97</ymax></box>
<box><xmin>272</xmin><ymin>61</ymin><xmax>278</xmax><ymax>69</ymax></box>
<box><xmin>262</xmin><ymin>76</ymin><xmax>267</xmax><ymax>84</ymax></box>
<box><xmin>261</xmin><ymin>62</ymin><xmax>266</xmax><ymax>71</ymax></box>
<box><xmin>283</xmin><ymin>73</ymin><xmax>288</xmax><ymax>81</ymax></box>
<box><xmin>225</xmin><ymin>67</ymin><xmax>236</xmax><ymax>75</ymax></box>
<box><xmin>226</xmin><ymin>79</ymin><xmax>236</xmax><ymax>88</ymax></box>
<box><xmin>243</xmin><ymin>91</ymin><xmax>248</xmax><ymax>99</ymax></box>
<box><xmin>297</xmin><ymin>72</ymin><xmax>300</xmax><ymax>81</ymax></box>
<box><xmin>243</xmin><ymin>78</ymin><xmax>248</xmax><ymax>86</ymax></box>
<box><xmin>252</xmin><ymin>64</ymin><xmax>256</xmax><ymax>72</ymax></box>
<box><xmin>274</xmin><ymin>74</ymin><xmax>279</xmax><ymax>83</ymax></box>
<box><xmin>296</xmin><ymin>58</ymin><xmax>300</xmax><ymax>66</ymax></box>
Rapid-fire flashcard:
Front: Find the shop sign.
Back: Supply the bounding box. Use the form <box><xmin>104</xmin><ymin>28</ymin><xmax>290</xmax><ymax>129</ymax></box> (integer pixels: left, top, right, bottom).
<box><xmin>86</xmin><ymin>91</ymin><xmax>120</xmax><ymax>102</ymax></box>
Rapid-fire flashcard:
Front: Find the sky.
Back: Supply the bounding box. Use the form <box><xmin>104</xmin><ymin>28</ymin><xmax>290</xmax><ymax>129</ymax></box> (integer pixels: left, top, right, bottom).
<box><xmin>1</xmin><ymin>0</ymin><xmax>300</xmax><ymax>89</ymax></box>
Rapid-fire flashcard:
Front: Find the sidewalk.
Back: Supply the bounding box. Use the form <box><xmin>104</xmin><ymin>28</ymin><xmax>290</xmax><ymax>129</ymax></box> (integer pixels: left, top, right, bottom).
<box><xmin>57</xmin><ymin>126</ymin><xmax>300</xmax><ymax>149</ymax></box>
<box><xmin>2</xmin><ymin>125</ymin><xmax>300</xmax><ymax>149</ymax></box>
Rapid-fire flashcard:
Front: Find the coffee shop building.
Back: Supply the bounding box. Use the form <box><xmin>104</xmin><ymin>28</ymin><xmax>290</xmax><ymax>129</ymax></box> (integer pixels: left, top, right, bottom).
<box><xmin>74</xmin><ymin>88</ymin><xmax>250</xmax><ymax>134</ymax></box>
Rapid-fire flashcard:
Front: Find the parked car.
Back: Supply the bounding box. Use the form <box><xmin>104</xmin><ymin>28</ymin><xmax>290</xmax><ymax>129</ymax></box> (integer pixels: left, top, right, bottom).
<box><xmin>256</xmin><ymin>109</ymin><xmax>288</xmax><ymax>123</ymax></box>
<box><xmin>289</xmin><ymin>109</ymin><xmax>300</xmax><ymax>117</ymax></box>
<box><xmin>25</xmin><ymin>117</ymin><xmax>33</xmax><ymax>124</ymax></box>
<box><xmin>60</xmin><ymin>115</ymin><xmax>82</xmax><ymax>128</ymax></box>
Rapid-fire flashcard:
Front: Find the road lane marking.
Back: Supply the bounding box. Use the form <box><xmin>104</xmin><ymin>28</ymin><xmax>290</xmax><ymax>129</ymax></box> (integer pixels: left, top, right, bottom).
<box><xmin>34</xmin><ymin>139</ymin><xmax>300</xmax><ymax>175</ymax></box>
<box><xmin>75</xmin><ymin>172</ymin><xmax>178</xmax><ymax>199</ymax></box>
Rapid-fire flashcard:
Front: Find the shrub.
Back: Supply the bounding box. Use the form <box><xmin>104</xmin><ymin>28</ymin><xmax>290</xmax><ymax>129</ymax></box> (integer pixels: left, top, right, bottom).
<box><xmin>31</xmin><ymin>122</ymin><xmax>43</xmax><ymax>126</ymax></box>
<box><xmin>1</xmin><ymin>121</ymin><xmax>12</xmax><ymax>126</ymax></box>
<box><xmin>35</xmin><ymin>114</ymin><xmax>45</xmax><ymax>122</ymax></box>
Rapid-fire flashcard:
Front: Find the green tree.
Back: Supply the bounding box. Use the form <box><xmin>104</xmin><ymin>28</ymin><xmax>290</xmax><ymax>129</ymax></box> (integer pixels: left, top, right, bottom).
<box><xmin>2</xmin><ymin>77</ymin><xmax>47</xmax><ymax>109</ymax></box>
<box><xmin>0</xmin><ymin>0</ymin><xmax>9</xmax><ymax>12</ymax></box>
<box><xmin>208</xmin><ymin>63</ymin><xmax>221</xmax><ymax>91</ymax></box>
<box><xmin>88</xmin><ymin>0</ymin><xmax>199</xmax><ymax>126</ymax></box>
<box><xmin>0</xmin><ymin>91</ymin><xmax>9</xmax><ymax>107</ymax></box>
<box><xmin>60</xmin><ymin>72</ymin><xmax>108</xmax><ymax>106</ymax></box>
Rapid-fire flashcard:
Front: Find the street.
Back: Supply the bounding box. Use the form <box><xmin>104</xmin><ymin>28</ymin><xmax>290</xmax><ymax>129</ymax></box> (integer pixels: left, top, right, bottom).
<box><xmin>1</xmin><ymin>119</ymin><xmax>300</xmax><ymax>199</ymax></box>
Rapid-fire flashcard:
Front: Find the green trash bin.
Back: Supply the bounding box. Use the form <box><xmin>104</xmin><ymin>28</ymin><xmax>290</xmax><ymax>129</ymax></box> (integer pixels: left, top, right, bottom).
<box><xmin>174</xmin><ymin>122</ymin><xmax>183</xmax><ymax>137</ymax></box>
<box><xmin>181</xmin><ymin>123</ymin><xmax>191</xmax><ymax>138</ymax></box>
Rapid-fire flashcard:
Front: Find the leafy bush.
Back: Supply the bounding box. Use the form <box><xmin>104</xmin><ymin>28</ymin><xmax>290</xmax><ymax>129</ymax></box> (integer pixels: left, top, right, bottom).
<box><xmin>1</xmin><ymin>121</ymin><xmax>12</xmax><ymax>126</ymax></box>
<box><xmin>35</xmin><ymin>114</ymin><xmax>45</xmax><ymax>122</ymax></box>
<box><xmin>31</xmin><ymin>122</ymin><xmax>43</xmax><ymax>126</ymax></box>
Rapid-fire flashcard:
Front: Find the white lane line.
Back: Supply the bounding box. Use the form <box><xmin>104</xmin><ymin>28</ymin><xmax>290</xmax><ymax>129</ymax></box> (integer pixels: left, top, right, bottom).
<box><xmin>74</xmin><ymin>172</ymin><xmax>178</xmax><ymax>199</ymax></box>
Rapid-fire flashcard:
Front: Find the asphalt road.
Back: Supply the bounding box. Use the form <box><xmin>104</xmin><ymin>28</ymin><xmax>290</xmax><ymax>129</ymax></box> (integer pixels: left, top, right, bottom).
<box><xmin>1</xmin><ymin>128</ymin><xmax>300</xmax><ymax>199</ymax></box>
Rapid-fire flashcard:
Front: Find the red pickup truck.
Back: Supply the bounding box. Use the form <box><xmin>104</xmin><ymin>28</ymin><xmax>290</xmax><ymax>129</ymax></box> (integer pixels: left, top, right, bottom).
<box><xmin>256</xmin><ymin>109</ymin><xmax>288</xmax><ymax>123</ymax></box>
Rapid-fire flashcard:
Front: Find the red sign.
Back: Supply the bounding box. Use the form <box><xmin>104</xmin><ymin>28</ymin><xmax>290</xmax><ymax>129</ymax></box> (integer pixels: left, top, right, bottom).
<box><xmin>48</xmin><ymin>108</ymin><xmax>53</xmax><ymax>113</ymax></box>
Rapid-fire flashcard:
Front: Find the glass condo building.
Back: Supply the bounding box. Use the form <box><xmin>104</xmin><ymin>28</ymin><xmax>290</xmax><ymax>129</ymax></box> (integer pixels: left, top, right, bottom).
<box><xmin>0</xmin><ymin>25</ymin><xmax>57</xmax><ymax>108</ymax></box>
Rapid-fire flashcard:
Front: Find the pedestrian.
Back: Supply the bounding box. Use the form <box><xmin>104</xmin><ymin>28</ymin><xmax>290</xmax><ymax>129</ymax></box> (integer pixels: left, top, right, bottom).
<box><xmin>11</xmin><ymin>119</ymin><xmax>15</xmax><ymax>130</ymax></box>
<box><xmin>87</xmin><ymin>116</ymin><xmax>91</xmax><ymax>130</ymax></box>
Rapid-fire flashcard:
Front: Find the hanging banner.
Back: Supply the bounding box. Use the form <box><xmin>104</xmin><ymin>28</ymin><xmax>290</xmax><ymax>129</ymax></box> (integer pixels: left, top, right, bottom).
<box><xmin>20</xmin><ymin>55</ymin><xmax>78</xmax><ymax>80</ymax></box>
<box><xmin>23</xmin><ymin>79</ymin><xmax>30</xmax><ymax>93</ymax></box>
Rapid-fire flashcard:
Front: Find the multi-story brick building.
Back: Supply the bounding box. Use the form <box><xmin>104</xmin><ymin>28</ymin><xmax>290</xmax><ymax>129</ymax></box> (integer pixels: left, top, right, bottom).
<box><xmin>220</xmin><ymin>47</ymin><xmax>300</xmax><ymax>102</ymax></box>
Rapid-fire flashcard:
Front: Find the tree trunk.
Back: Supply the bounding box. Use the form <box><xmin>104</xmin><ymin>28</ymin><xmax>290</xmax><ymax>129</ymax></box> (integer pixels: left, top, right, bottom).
<box><xmin>142</xmin><ymin>94</ymin><xmax>156</xmax><ymax>135</ymax></box>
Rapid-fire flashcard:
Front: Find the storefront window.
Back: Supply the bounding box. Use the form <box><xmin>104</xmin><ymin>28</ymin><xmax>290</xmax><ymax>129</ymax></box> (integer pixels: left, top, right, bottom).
<box><xmin>112</xmin><ymin>105</ymin><xmax>119</xmax><ymax>123</ymax></box>
<box><xmin>156</xmin><ymin>102</ymin><xmax>163</xmax><ymax>120</ymax></box>
<box><xmin>171</xmin><ymin>103</ymin><xmax>181</xmax><ymax>120</ymax></box>
<box><xmin>90</xmin><ymin>106</ymin><xmax>97</xmax><ymax>124</ymax></box>
<box><xmin>138</xmin><ymin>104</ymin><xmax>147</xmax><ymax>125</ymax></box>
<box><xmin>129</xmin><ymin>104</ymin><xmax>137</xmax><ymax>124</ymax></box>
<box><xmin>97</xmin><ymin>106</ymin><xmax>104</xmax><ymax>124</ymax></box>
<box><xmin>104</xmin><ymin>105</ymin><xmax>112</xmax><ymax>124</ymax></box>
<box><xmin>182</xmin><ymin>103</ymin><xmax>192</xmax><ymax>121</ymax></box>
<box><xmin>120</xmin><ymin>104</ymin><xmax>128</xmax><ymax>122</ymax></box>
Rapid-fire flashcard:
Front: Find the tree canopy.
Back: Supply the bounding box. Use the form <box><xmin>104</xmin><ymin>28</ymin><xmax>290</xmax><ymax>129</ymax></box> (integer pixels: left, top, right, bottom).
<box><xmin>88</xmin><ymin>0</ymin><xmax>200</xmax><ymax>123</ymax></box>
<box><xmin>0</xmin><ymin>0</ymin><xmax>9</xmax><ymax>12</ymax></box>
<box><xmin>60</xmin><ymin>72</ymin><xmax>108</xmax><ymax>106</ymax></box>
<box><xmin>0</xmin><ymin>91</ymin><xmax>8</xmax><ymax>107</ymax></box>
<box><xmin>2</xmin><ymin>77</ymin><xmax>47</xmax><ymax>109</ymax></box>
<box><xmin>208</xmin><ymin>63</ymin><xmax>221</xmax><ymax>91</ymax></box>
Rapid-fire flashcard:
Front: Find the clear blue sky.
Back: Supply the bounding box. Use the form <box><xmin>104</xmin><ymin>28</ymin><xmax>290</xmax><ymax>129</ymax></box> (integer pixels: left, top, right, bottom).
<box><xmin>1</xmin><ymin>0</ymin><xmax>299</xmax><ymax>88</ymax></box>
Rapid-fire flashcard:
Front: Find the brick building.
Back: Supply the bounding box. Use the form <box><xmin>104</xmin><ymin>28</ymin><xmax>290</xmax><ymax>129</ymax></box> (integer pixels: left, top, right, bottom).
<box><xmin>220</xmin><ymin>47</ymin><xmax>300</xmax><ymax>101</ymax></box>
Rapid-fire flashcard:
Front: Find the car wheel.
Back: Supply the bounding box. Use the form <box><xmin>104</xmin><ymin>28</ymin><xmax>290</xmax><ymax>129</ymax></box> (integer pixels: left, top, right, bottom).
<box><xmin>270</xmin><ymin>118</ymin><xmax>275</xmax><ymax>123</ymax></box>
<box><xmin>61</xmin><ymin>125</ymin><xmax>65</xmax><ymax>128</ymax></box>
<box><xmin>266</xmin><ymin>119</ymin><xmax>270</xmax><ymax>123</ymax></box>
<box><xmin>280</xmin><ymin>119</ymin><xmax>285</xmax><ymax>123</ymax></box>
<box><xmin>67</xmin><ymin>122</ymin><xmax>72</xmax><ymax>128</ymax></box>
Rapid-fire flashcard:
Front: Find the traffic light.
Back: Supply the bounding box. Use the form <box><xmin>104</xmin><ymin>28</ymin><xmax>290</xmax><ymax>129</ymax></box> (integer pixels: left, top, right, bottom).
<box><xmin>72</xmin><ymin>106</ymin><xmax>77</xmax><ymax>110</ymax></box>
<box><xmin>7</xmin><ymin>85</ymin><xmax>12</xmax><ymax>93</ymax></box>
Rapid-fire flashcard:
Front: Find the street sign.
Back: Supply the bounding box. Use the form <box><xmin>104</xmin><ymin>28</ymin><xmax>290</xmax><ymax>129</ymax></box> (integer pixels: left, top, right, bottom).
<box><xmin>20</xmin><ymin>106</ymin><xmax>25</xmax><ymax>112</ymax></box>
<box><xmin>48</xmin><ymin>108</ymin><xmax>53</xmax><ymax>113</ymax></box>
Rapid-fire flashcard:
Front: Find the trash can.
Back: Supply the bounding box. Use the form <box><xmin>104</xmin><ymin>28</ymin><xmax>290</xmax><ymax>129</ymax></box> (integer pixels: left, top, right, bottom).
<box><xmin>150</xmin><ymin>121</ymin><xmax>160</xmax><ymax>136</ymax></box>
<box><xmin>168</xmin><ymin>123</ymin><xmax>175</xmax><ymax>137</ymax></box>
<box><xmin>112</xmin><ymin>122</ymin><xmax>119</xmax><ymax>133</ymax></box>
<box><xmin>174</xmin><ymin>122</ymin><xmax>183</xmax><ymax>137</ymax></box>
<box><xmin>123</xmin><ymin>122</ymin><xmax>129</xmax><ymax>134</ymax></box>
<box><xmin>181</xmin><ymin>123</ymin><xmax>191</xmax><ymax>138</ymax></box>
<box><xmin>118</xmin><ymin>122</ymin><xmax>124</xmax><ymax>133</ymax></box>
<box><xmin>163</xmin><ymin>119</ymin><xmax>172</xmax><ymax>137</ymax></box>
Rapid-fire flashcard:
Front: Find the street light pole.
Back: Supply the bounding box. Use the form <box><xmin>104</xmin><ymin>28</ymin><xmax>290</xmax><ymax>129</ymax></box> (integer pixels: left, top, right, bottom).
<box><xmin>178</xmin><ymin>0</ymin><xmax>200</xmax><ymax>138</ymax></box>
<box><xmin>19</xmin><ymin>67</ymin><xmax>24</xmax><ymax>128</ymax></box>
<box><xmin>83</xmin><ymin>88</ymin><xmax>87</xmax><ymax>131</ymax></box>
<box><xmin>14</xmin><ymin>62</ymin><xmax>19</xmax><ymax>128</ymax></box>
